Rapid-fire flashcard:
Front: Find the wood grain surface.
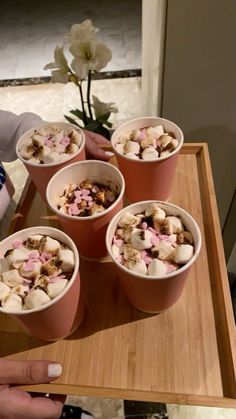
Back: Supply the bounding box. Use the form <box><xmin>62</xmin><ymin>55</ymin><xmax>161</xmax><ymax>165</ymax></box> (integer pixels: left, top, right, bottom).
<box><xmin>1</xmin><ymin>144</ymin><xmax>235</xmax><ymax>408</ymax></box>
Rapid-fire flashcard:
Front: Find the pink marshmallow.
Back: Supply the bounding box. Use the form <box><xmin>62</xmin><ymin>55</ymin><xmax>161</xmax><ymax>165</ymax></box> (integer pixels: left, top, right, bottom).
<box><xmin>12</xmin><ymin>239</ymin><xmax>23</xmax><ymax>249</ymax></box>
<box><xmin>24</xmin><ymin>260</ymin><xmax>35</xmax><ymax>272</ymax></box>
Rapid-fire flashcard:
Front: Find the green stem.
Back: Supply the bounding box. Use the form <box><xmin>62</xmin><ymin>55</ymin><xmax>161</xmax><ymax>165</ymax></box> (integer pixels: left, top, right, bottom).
<box><xmin>87</xmin><ymin>70</ymin><xmax>93</xmax><ymax>120</ymax></box>
<box><xmin>78</xmin><ymin>81</ymin><xmax>87</xmax><ymax>125</ymax></box>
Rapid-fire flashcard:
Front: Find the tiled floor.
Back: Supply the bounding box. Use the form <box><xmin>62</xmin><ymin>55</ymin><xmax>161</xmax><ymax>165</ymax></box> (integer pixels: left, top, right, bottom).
<box><xmin>1</xmin><ymin>0</ymin><xmax>141</xmax><ymax>80</ymax></box>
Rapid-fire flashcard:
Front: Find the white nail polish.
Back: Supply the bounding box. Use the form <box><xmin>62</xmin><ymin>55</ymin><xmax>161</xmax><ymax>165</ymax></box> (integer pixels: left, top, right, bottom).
<box><xmin>48</xmin><ymin>363</ymin><xmax>62</xmax><ymax>377</ymax></box>
<box><xmin>105</xmin><ymin>151</ymin><xmax>114</xmax><ymax>156</ymax></box>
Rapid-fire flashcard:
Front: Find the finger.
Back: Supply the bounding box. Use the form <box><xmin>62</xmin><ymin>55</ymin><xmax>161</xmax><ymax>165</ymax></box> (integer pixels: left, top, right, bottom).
<box><xmin>2</xmin><ymin>387</ymin><xmax>63</xmax><ymax>419</ymax></box>
<box><xmin>0</xmin><ymin>359</ymin><xmax>62</xmax><ymax>385</ymax></box>
<box><xmin>85</xmin><ymin>138</ymin><xmax>112</xmax><ymax>161</ymax></box>
<box><xmin>83</xmin><ymin>129</ymin><xmax>111</xmax><ymax>145</ymax></box>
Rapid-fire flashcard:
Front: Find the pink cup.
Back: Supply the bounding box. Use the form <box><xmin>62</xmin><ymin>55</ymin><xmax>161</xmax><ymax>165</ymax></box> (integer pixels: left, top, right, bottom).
<box><xmin>106</xmin><ymin>201</ymin><xmax>201</xmax><ymax>313</ymax></box>
<box><xmin>0</xmin><ymin>226</ymin><xmax>84</xmax><ymax>341</ymax></box>
<box><xmin>46</xmin><ymin>160</ymin><xmax>125</xmax><ymax>260</ymax></box>
<box><xmin>16</xmin><ymin>121</ymin><xmax>86</xmax><ymax>202</ymax></box>
<box><xmin>111</xmin><ymin>117</ymin><xmax>184</xmax><ymax>202</ymax></box>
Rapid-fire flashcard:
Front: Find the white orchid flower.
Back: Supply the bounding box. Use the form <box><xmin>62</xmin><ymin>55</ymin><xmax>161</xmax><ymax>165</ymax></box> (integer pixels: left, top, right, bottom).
<box><xmin>44</xmin><ymin>46</ymin><xmax>70</xmax><ymax>83</ymax></box>
<box><xmin>69</xmin><ymin>19</ymin><xmax>99</xmax><ymax>43</ymax></box>
<box><xmin>70</xmin><ymin>41</ymin><xmax>112</xmax><ymax>80</ymax></box>
<box><xmin>92</xmin><ymin>95</ymin><xmax>118</xmax><ymax>120</ymax></box>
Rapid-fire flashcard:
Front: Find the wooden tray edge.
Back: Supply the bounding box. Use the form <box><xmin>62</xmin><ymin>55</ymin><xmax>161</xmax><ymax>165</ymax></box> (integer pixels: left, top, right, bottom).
<box><xmin>196</xmin><ymin>143</ymin><xmax>236</xmax><ymax>399</ymax></box>
<box><xmin>19</xmin><ymin>383</ymin><xmax>236</xmax><ymax>408</ymax></box>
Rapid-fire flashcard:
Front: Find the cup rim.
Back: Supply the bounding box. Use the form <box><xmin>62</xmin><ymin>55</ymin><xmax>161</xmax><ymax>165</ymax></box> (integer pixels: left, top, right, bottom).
<box><xmin>16</xmin><ymin>121</ymin><xmax>86</xmax><ymax>168</ymax></box>
<box><xmin>46</xmin><ymin>159</ymin><xmax>125</xmax><ymax>221</ymax></box>
<box><xmin>111</xmin><ymin>116</ymin><xmax>184</xmax><ymax>163</ymax></box>
<box><xmin>0</xmin><ymin>226</ymin><xmax>80</xmax><ymax>315</ymax></box>
<box><xmin>106</xmin><ymin>200</ymin><xmax>202</xmax><ymax>280</ymax></box>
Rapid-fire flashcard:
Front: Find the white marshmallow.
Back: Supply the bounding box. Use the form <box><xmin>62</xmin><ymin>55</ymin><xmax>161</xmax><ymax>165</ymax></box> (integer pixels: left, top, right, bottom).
<box><xmin>28</xmin><ymin>158</ymin><xmax>40</xmax><ymax>164</ymax></box>
<box><xmin>25</xmin><ymin>289</ymin><xmax>50</xmax><ymax>309</ymax></box>
<box><xmin>47</xmin><ymin>279</ymin><xmax>68</xmax><ymax>299</ymax></box>
<box><xmin>174</xmin><ymin>244</ymin><xmax>194</xmax><ymax>264</ymax></box>
<box><xmin>112</xmin><ymin>244</ymin><xmax>124</xmax><ymax>258</ymax></box>
<box><xmin>124</xmin><ymin>141</ymin><xmax>140</xmax><ymax>155</ymax></box>
<box><xmin>148</xmin><ymin>259</ymin><xmax>167</xmax><ymax>276</ymax></box>
<box><xmin>32</xmin><ymin>134</ymin><xmax>45</xmax><ymax>145</ymax></box>
<box><xmin>69</xmin><ymin>129</ymin><xmax>82</xmax><ymax>145</ymax></box>
<box><xmin>162</xmin><ymin>216</ymin><xmax>183</xmax><ymax>234</ymax></box>
<box><xmin>183</xmin><ymin>231</ymin><xmax>193</xmax><ymax>244</ymax></box>
<box><xmin>19</xmin><ymin>261</ymin><xmax>42</xmax><ymax>279</ymax></box>
<box><xmin>40</xmin><ymin>236</ymin><xmax>61</xmax><ymax>254</ymax></box>
<box><xmin>152</xmin><ymin>240</ymin><xmax>174</xmax><ymax>260</ymax></box>
<box><xmin>44</xmin><ymin>151</ymin><xmax>60</xmax><ymax>164</ymax></box>
<box><xmin>115</xmin><ymin>143</ymin><xmax>125</xmax><ymax>154</ymax></box>
<box><xmin>118</xmin><ymin>212</ymin><xmax>139</xmax><ymax>229</ymax></box>
<box><xmin>130</xmin><ymin>228</ymin><xmax>153</xmax><ymax>250</ymax></box>
<box><xmin>58</xmin><ymin>248</ymin><xmax>75</xmax><ymax>272</ymax></box>
<box><xmin>160</xmin><ymin>151</ymin><xmax>171</xmax><ymax>158</ymax></box>
<box><xmin>0</xmin><ymin>282</ymin><xmax>11</xmax><ymax>300</ymax></box>
<box><xmin>123</xmin><ymin>245</ymin><xmax>141</xmax><ymax>262</ymax></box>
<box><xmin>145</xmin><ymin>204</ymin><xmax>166</xmax><ymax>220</ymax></box>
<box><xmin>128</xmin><ymin>259</ymin><xmax>147</xmax><ymax>275</ymax></box>
<box><xmin>118</xmin><ymin>131</ymin><xmax>133</xmax><ymax>143</ymax></box>
<box><xmin>42</xmin><ymin>258</ymin><xmax>62</xmax><ymax>277</ymax></box>
<box><xmin>142</xmin><ymin>148</ymin><xmax>159</xmax><ymax>160</ymax></box>
<box><xmin>140</xmin><ymin>136</ymin><xmax>156</xmax><ymax>149</ymax></box>
<box><xmin>125</xmin><ymin>152</ymin><xmax>139</xmax><ymax>160</ymax></box>
<box><xmin>159</xmin><ymin>135</ymin><xmax>173</xmax><ymax>148</ymax></box>
<box><xmin>147</xmin><ymin>125</ymin><xmax>164</xmax><ymax>138</ymax></box>
<box><xmin>131</xmin><ymin>129</ymin><xmax>141</xmax><ymax>141</ymax></box>
<box><xmin>59</xmin><ymin>153</ymin><xmax>70</xmax><ymax>162</ymax></box>
<box><xmin>2</xmin><ymin>269</ymin><xmax>24</xmax><ymax>287</ymax></box>
<box><xmin>171</xmin><ymin>139</ymin><xmax>179</xmax><ymax>149</ymax></box>
<box><xmin>66</xmin><ymin>143</ymin><xmax>79</xmax><ymax>154</ymax></box>
<box><xmin>5</xmin><ymin>247</ymin><xmax>31</xmax><ymax>269</ymax></box>
<box><xmin>12</xmin><ymin>284</ymin><xmax>30</xmax><ymax>297</ymax></box>
<box><xmin>42</xmin><ymin>145</ymin><xmax>52</xmax><ymax>156</ymax></box>
<box><xmin>34</xmin><ymin>275</ymin><xmax>49</xmax><ymax>290</ymax></box>
<box><xmin>1</xmin><ymin>293</ymin><xmax>23</xmax><ymax>312</ymax></box>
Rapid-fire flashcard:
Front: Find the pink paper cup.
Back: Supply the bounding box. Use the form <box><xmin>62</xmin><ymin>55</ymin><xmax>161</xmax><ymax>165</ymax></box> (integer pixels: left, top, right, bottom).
<box><xmin>111</xmin><ymin>117</ymin><xmax>184</xmax><ymax>202</ymax></box>
<box><xmin>46</xmin><ymin>160</ymin><xmax>125</xmax><ymax>260</ymax></box>
<box><xmin>0</xmin><ymin>226</ymin><xmax>84</xmax><ymax>341</ymax></box>
<box><xmin>16</xmin><ymin>121</ymin><xmax>86</xmax><ymax>202</ymax></box>
<box><xmin>106</xmin><ymin>201</ymin><xmax>201</xmax><ymax>313</ymax></box>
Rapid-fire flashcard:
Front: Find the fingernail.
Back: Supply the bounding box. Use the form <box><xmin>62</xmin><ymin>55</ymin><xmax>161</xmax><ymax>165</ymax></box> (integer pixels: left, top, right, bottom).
<box><xmin>105</xmin><ymin>151</ymin><xmax>114</xmax><ymax>157</ymax></box>
<box><xmin>48</xmin><ymin>363</ymin><xmax>62</xmax><ymax>378</ymax></box>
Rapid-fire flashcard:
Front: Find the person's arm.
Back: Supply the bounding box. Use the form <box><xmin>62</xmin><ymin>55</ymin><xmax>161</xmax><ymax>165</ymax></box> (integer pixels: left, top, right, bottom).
<box><xmin>0</xmin><ymin>359</ymin><xmax>64</xmax><ymax>419</ymax></box>
<box><xmin>0</xmin><ymin>111</ymin><xmax>42</xmax><ymax>162</ymax></box>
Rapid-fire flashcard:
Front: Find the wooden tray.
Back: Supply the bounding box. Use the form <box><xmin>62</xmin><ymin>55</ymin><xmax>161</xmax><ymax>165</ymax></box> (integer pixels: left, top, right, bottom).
<box><xmin>1</xmin><ymin>144</ymin><xmax>236</xmax><ymax>408</ymax></box>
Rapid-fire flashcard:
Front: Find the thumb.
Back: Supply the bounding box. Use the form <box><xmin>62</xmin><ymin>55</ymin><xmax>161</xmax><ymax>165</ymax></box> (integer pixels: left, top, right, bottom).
<box><xmin>0</xmin><ymin>359</ymin><xmax>62</xmax><ymax>385</ymax></box>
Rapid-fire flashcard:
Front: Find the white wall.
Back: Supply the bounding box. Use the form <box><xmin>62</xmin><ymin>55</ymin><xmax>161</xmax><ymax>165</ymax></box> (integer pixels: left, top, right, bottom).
<box><xmin>161</xmin><ymin>0</ymin><xmax>236</xmax><ymax>231</ymax></box>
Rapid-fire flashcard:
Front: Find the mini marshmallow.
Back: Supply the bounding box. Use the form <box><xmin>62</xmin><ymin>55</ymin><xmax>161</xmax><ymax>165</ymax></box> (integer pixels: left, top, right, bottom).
<box><xmin>34</xmin><ymin>274</ymin><xmax>49</xmax><ymax>290</ymax></box>
<box><xmin>69</xmin><ymin>129</ymin><xmax>82</xmax><ymax>145</ymax></box>
<box><xmin>66</xmin><ymin>143</ymin><xmax>79</xmax><ymax>154</ymax></box>
<box><xmin>5</xmin><ymin>247</ymin><xmax>31</xmax><ymax>269</ymax></box>
<box><xmin>147</xmin><ymin>125</ymin><xmax>164</xmax><ymax>138</ymax></box>
<box><xmin>44</xmin><ymin>151</ymin><xmax>60</xmax><ymax>164</ymax></box>
<box><xmin>90</xmin><ymin>204</ymin><xmax>105</xmax><ymax>215</ymax></box>
<box><xmin>124</xmin><ymin>141</ymin><xmax>140</xmax><ymax>155</ymax></box>
<box><xmin>152</xmin><ymin>240</ymin><xmax>174</xmax><ymax>260</ymax></box>
<box><xmin>128</xmin><ymin>259</ymin><xmax>147</xmax><ymax>275</ymax></box>
<box><xmin>140</xmin><ymin>136</ymin><xmax>156</xmax><ymax>149</ymax></box>
<box><xmin>112</xmin><ymin>244</ymin><xmax>124</xmax><ymax>258</ymax></box>
<box><xmin>115</xmin><ymin>143</ymin><xmax>125</xmax><ymax>154</ymax></box>
<box><xmin>145</xmin><ymin>204</ymin><xmax>166</xmax><ymax>220</ymax></box>
<box><xmin>42</xmin><ymin>258</ymin><xmax>62</xmax><ymax>277</ymax></box>
<box><xmin>159</xmin><ymin>135</ymin><xmax>173</xmax><ymax>148</ymax></box>
<box><xmin>118</xmin><ymin>131</ymin><xmax>133</xmax><ymax>143</ymax></box>
<box><xmin>32</xmin><ymin>134</ymin><xmax>45</xmax><ymax>145</ymax></box>
<box><xmin>148</xmin><ymin>259</ymin><xmax>167</xmax><ymax>276</ymax></box>
<box><xmin>125</xmin><ymin>152</ymin><xmax>139</xmax><ymax>160</ymax></box>
<box><xmin>1</xmin><ymin>293</ymin><xmax>23</xmax><ymax>312</ymax></box>
<box><xmin>142</xmin><ymin>148</ymin><xmax>159</xmax><ymax>160</ymax></box>
<box><xmin>2</xmin><ymin>269</ymin><xmax>24</xmax><ymax>287</ymax></box>
<box><xmin>47</xmin><ymin>279</ymin><xmax>68</xmax><ymax>299</ymax></box>
<box><xmin>19</xmin><ymin>261</ymin><xmax>42</xmax><ymax>279</ymax></box>
<box><xmin>130</xmin><ymin>228</ymin><xmax>153</xmax><ymax>250</ymax></box>
<box><xmin>12</xmin><ymin>284</ymin><xmax>29</xmax><ymax>297</ymax></box>
<box><xmin>25</xmin><ymin>289</ymin><xmax>50</xmax><ymax>309</ymax></box>
<box><xmin>123</xmin><ymin>245</ymin><xmax>141</xmax><ymax>262</ymax></box>
<box><xmin>161</xmin><ymin>216</ymin><xmax>183</xmax><ymax>235</ymax></box>
<box><xmin>58</xmin><ymin>248</ymin><xmax>75</xmax><ymax>272</ymax></box>
<box><xmin>160</xmin><ymin>151</ymin><xmax>171</xmax><ymax>158</ymax></box>
<box><xmin>118</xmin><ymin>212</ymin><xmax>139</xmax><ymax>229</ymax></box>
<box><xmin>0</xmin><ymin>282</ymin><xmax>11</xmax><ymax>300</ymax></box>
<box><xmin>174</xmin><ymin>244</ymin><xmax>194</xmax><ymax>264</ymax></box>
<box><xmin>130</xmin><ymin>129</ymin><xmax>141</xmax><ymax>141</ymax></box>
<box><xmin>40</xmin><ymin>236</ymin><xmax>60</xmax><ymax>254</ymax></box>
<box><xmin>171</xmin><ymin>139</ymin><xmax>179</xmax><ymax>149</ymax></box>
